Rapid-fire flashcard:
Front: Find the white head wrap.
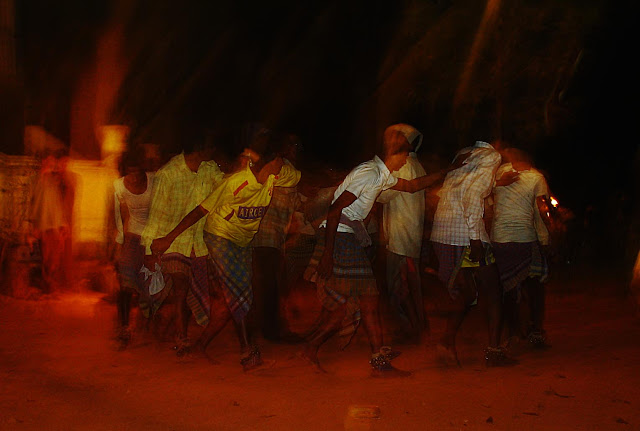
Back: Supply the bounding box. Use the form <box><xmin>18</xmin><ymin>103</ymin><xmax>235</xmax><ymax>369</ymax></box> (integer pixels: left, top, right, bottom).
<box><xmin>386</xmin><ymin>123</ymin><xmax>423</xmax><ymax>152</ymax></box>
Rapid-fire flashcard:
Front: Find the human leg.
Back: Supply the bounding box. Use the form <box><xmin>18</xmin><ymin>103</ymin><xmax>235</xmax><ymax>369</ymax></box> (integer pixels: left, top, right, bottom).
<box><xmin>524</xmin><ymin>277</ymin><xmax>548</xmax><ymax>347</ymax></box>
<box><xmin>193</xmin><ymin>288</ymin><xmax>232</xmax><ymax>352</ymax></box>
<box><xmin>502</xmin><ymin>288</ymin><xmax>520</xmax><ymax>339</ymax></box>
<box><xmin>386</xmin><ymin>252</ymin><xmax>413</xmax><ymax>336</ymax></box>
<box><xmin>115</xmin><ymin>288</ymin><xmax>133</xmax><ymax>349</ymax></box>
<box><xmin>300</xmin><ymin>304</ymin><xmax>345</xmax><ymax>364</ymax></box>
<box><xmin>477</xmin><ymin>263</ymin><xmax>517</xmax><ymax>366</ymax></box>
<box><xmin>359</xmin><ymin>295</ymin><xmax>383</xmax><ymax>354</ymax></box>
<box><xmin>251</xmin><ymin>247</ymin><xmax>282</xmax><ymax>341</ymax></box>
<box><xmin>406</xmin><ymin>257</ymin><xmax>428</xmax><ymax>336</ymax></box>
<box><xmin>476</xmin><ymin>263</ymin><xmax>502</xmax><ymax>348</ymax></box>
<box><xmin>40</xmin><ymin>229</ymin><xmax>62</xmax><ymax>293</ymax></box>
<box><xmin>359</xmin><ymin>294</ymin><xmax>410</xmax><ymax>376</ymax></box>
<box><xmin>437</xmin><ymin>268</ymin><xmax>475</xmax><ymax>365</ymax></box>
<box><xmin>169</xmin><ymin>273</ymin><xmax>191</xmax><ymax>353</ymax></box>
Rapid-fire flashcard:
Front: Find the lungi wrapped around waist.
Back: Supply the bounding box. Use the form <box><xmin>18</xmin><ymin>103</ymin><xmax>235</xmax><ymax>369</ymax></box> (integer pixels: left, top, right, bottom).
<box><xmin>304</xmin><ymin>229</ymin><xmax>378</xmax><ymax>349</ymax></box>
<box><xmin>118</xmin><ymin>233</ymin><xmax>155</xmax><ymax>318</ymax></box>
<box><xmin>492</xmin><ymin>241</ymin><xmax>548</xmax><ymax>295</ymax></box>
<box><xmin>431</xmin><ymin>241</ymin><xmax>495</xmax><ymax>299</ymax></box>
<box><xmin>204</xmin><ymin>232</ymin><xmax>253</xmax><ymax>323</ymax></box>
<box><xmin>156</xmin><ymin>251</ymin><xmax>211</xmax><ymax>326</ymax></box>
<box><xmin>117</xmin><ymin>233</ymin><xmax>145</xmax><ymax>294</ymax></box>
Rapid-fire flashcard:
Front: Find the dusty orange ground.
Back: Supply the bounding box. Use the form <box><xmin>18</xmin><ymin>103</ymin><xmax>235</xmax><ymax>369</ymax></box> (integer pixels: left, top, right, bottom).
<box><xmin>1</xmin><ymin>275</ymin><xmax>639</xmax><ymax>430</ymax></box>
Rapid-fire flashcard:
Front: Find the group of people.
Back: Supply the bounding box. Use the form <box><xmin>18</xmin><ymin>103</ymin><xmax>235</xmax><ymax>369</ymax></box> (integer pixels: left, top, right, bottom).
<box><xmin>112</xmin><ymin>123</ymin><xmax>554</xmax><ymax>377</ymax></box>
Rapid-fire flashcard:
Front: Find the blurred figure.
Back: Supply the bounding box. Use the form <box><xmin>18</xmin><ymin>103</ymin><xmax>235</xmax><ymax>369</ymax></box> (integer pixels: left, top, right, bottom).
<box><xmin>301</xmin><ymin>128</ymin><xmax>456</xmax><ymax>376</ymax></box>
<box><xmin>113</xmin><ymin>147</ymin><xmax>155</xmax><ymax>349</ymax></box>
<box><xmin>490</xmin><ymin>148</ymin><xmax>551</xmax><ymax>349</ymax></box>
<box><xmin>140</xmin><ymin>130</ymin><xmax>224</xmax><ymax>356</ymax></box>
<box><xmin>140</xmin><ymin>143</ymin><xmax>163</xmax><ymax>172</ymax></box>
<box><xmin>251</xmin><ymin>134</ymin><xmax>303</xmax><ymax>342</ymax></box>
<box><xmin>376</xmin><ymin>123</ymin><xmax>429</xmax><ymax>344</ymax></box>
<box><xmin>152</xmin><ymin>132</ymin><xmax>301</xmax><ymax>371</ymax></box>
<box><xmin>430</xmin><ymin>140</ymin><xmax>513</xmax><ymax>367</ymax></box>
<box><xmin>283</xmin><ymin>186</ymin><xmax>317</xmax><ymax>292</ymax></box>
<box><xmin>29</xmin><ymin>149</ymin><xmax>75</xmax><ymax>293</ymax></box>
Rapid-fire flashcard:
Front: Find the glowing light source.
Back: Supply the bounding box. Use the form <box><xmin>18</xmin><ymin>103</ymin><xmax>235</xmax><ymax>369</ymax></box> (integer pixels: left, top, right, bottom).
<box><xmin>550</xmin><ymin>197</ymin><xmax>559</xmax><ymax>207</ymax></box>
<box><xmin>99</xmin><ymin>125</ymin><xmax>129</xmax><ymax>160</ymax></box>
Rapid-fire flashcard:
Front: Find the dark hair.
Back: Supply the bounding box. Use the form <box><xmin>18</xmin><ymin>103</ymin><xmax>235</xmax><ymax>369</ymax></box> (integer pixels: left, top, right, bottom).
<box><xmin>181</xmin><ymin>127</ymin><xmax>207</xmax><ymax>154</ymax></box>
<box><xmin>248</xmin><ymin>130</ymin><xmax>283</xmax><ymax>165</ymax></box>
<box><xmin>503</xmin><ymin>147</ymin><xmax>533</xmax><ymax>166</ymax></box>
<box><xmin>119</xmin><ymin>146</ymin><xmax>146</xmax><ymax>176</ymax></box>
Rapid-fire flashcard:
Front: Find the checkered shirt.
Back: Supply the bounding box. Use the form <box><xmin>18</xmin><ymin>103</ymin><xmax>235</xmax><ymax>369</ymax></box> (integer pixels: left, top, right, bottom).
<box><xmin>430</xmin><ymin>141</ymin><xmax>501</xmax><ymax>246</ymax></box>
<box><xmin>251</xmin><ymin>185</ymin><xmax>299</xmax><ymax>250</ymax></box>
<box><xmin>141</xmin><ymin>153</ymin><xmax>224</xmax><ymax>257</ymax></box>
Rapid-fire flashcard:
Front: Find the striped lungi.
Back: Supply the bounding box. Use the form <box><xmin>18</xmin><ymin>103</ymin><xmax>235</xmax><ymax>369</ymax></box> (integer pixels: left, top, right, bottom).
<box><xmin>117</xmin><ymin>233</ymin><xmax>153</xmax><ymax>317</ymax></box>
<box><xmin>431</xmin><ymin>241</ymin><xmax>495</xmax><ymax>299</ymax></box>
<box><xmin>492</xmin><ymin>241</ymin><xmax>548</xmax><ymax>297</ymax></box>
<box><xmin>159</xmin><ymin>252</ymin><xmax>211</xmax><ymax>326</ymax></box>
<box><xmin>304</xmin><ymin>229</ymin><xmax>378</xmax><ymax>348</ymax></box>
<box><xmin>204</xmin><ymin>232</ymin><xmax>253</xmax><ymax>323</ymax></box>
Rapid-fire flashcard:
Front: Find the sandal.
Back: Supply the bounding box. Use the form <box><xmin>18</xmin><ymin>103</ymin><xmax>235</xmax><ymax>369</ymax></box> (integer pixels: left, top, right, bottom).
<box><xmin>173</xmin><ymin>337</ymin><xmax>192</xmax><ymax>357</ymax></box>
<box><xmin>240</xmin><ymin>347</ymin><xmax>264</xmax><ymax>372</ymax></box>
<box><xmin>116</xmin><ymin>326</ymin><xmax>132</xmax><ymax>351</ymax></box>
<box><xmin>484</xmin><ymin>346</ymin><xmax>518</xmax><ymax>367</ymax></box>
<box><xmin>370</xmin><ymin>353</ymin><xmax>411</xmax><ymax>378</ymax></box>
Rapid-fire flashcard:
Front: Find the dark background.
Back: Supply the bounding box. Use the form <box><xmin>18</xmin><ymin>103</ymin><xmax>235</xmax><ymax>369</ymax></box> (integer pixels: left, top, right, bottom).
<box><xmin>2</xmin><ymin>0</ymin><xmax>639</xmax><ymax>264</ymax></box>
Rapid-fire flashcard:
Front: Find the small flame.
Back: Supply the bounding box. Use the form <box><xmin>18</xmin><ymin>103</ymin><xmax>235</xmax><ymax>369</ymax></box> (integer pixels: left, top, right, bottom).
<box><xmin>550</xmin><ymin>197</ymin><xmax>559</xmax><ymax>207</ymax></box>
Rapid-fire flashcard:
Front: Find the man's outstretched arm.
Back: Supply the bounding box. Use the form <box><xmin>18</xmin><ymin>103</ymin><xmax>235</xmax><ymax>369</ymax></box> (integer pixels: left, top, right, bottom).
<box><xmin>391</xmin><ymin>151</ymin><xmax>471</xmax><ymax>193</ymax></box>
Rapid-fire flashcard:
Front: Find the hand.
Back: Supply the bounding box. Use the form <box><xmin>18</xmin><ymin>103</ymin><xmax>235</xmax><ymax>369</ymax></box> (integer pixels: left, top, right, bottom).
<box><xmin>151</xmin><ymin>236</ymin><xmax>172</xmax><ymax>257</ymax></box>
<box><xmin>144</xmin><ymin>254</ymin><xmax>159</xmax><ymax>270</ymax></box>
<box><xmin>450</xmin><ymin>151</ymin><xmax>472</xmax><ymax>171</ymax></box>
<box><xmin>469</xmin><ymin>239</ymin><xmax>484</xmax><ymax>263</ymax></box>
<box><xmin>317</xmin><ymin>249</ymin><xmax>334</xmax><ymax>280</ymax></box>
<box><xmin>256</xmin><ymin>157</ymin><xmax>284</xmax><ymax>184</ymax></box>
<box><xmin>496</xmin><ymin>170</ymin><xmax>520</xmax><ymax>187</ymax></box>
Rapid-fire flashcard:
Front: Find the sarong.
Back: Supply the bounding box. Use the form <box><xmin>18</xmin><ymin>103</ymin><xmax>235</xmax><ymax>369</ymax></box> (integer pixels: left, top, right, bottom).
<box><xmin>386</xmin><ymin>252</ymin><xmax>424</xmax><ymax>328</ymax></box>
<box><xmin>204</xmin><ymin>232</ymin><xmax>253</xmax><ymax>323</ymax></box>
<box><xmin>304</xmin><ymin>229</ymin><xmax>378</xmax><ymax>349</ymax></box>
<box><xmin>431</xmin><ymin>241</ymin><xmax>495</xmax><ymax>299</ymax></box>
<box><xmin>158</xmin><ymin>252</ymin><xmax>211</xmax><ymax>326</ymax></box>
<box><xmin>117</xmin><ymin>233</ymin><xmax>153</xmax><ymax>317</ymax></box>
<box><xmin>492</xmin><ymin>241</ymin><xmax>548</xmax><ymax>298</ymax></box>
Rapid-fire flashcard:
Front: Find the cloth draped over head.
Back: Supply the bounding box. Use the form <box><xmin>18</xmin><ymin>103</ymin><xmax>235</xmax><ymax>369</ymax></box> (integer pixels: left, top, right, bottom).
<box><xmin>385</xmin><ymin>124</ymin><xmax>423</xmax><ymax>152</ymax></box>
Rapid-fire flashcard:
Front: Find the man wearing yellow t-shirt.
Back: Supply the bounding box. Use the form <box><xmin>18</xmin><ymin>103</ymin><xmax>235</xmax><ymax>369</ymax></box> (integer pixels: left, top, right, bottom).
<box><xmin>152</xmin><ymin>132</ymin><xmax>301</xmax><ymax>371</ymax></box>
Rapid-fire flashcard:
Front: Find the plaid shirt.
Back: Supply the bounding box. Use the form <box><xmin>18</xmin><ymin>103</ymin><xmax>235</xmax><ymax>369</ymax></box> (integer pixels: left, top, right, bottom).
<box><xmin>141</xmin><ymin>153</ymin><xmax>224</xmax><ymax>256</ymax></box>
<box><xmin>431</xmin><ymin>141</ymin><xmax>501</xmax><ymax>246</ymax></box>
<box><xmin>251</xmin><ymin>185</ymin><xmax>300</xmax><ymax>250</ymax></box>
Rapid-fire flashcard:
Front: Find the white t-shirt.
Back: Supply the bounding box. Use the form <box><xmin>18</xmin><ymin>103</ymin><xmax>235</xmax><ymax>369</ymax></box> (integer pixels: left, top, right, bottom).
<box><xmin>491</xmin><ymin>164</ymin><xmax>549</xmax><ymax>244</ymax></box>
<box><xmin>377</xmin><ymin>152</ymin><xmax>426</xmax><ymax>259</ymax></box>
<box><xmin>320</xmin><ymin>155</ymin><xmax>398</xmax><ymax>233</ymax></box>
<box><xmin>114</xmin><ymin>172</ymin><xmax>154</xmax><ymax>244</ymax></box>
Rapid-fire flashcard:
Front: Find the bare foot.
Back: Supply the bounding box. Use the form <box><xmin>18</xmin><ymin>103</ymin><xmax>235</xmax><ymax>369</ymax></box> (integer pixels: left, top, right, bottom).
<box><xmin>296</xmin><ymin>349</ymin><xmax>327</xmax><ymax>373</ymax></box>
<box><xmin>436</xmin><ymin>343</ymin><xmax>461</xmax><ymax>368</ymax></box>
<box><xmin>189</xmin><ymin>345</ymin><xmax>220</xmax><ymax>365</ymax></box>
